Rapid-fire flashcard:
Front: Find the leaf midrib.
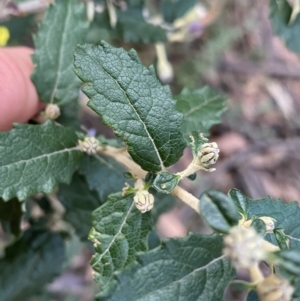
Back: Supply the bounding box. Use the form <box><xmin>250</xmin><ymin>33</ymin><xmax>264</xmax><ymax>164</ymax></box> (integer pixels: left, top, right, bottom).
<box><xmin>135</xmin><ymin>254</ymin><xmax>226</xmax><ymax>301</ymax></box>
<box><xmin>82</xmin><ymin>47</ymin><xmax>165</xmax><ymax>170</ymax></box>
<box><xmin>184</xmin><ymin>94</ymin><xmax>221</xmax><ymax>118</ymax></box>
<box><xmin>0</xmin><ymin>147</ymin><xmax>78</xmax><ymax>170</ymax></box>
<box><xmin>92</xmin><ymin>200</ymin><xmax>135</xmax><ymax>268</ymax></box>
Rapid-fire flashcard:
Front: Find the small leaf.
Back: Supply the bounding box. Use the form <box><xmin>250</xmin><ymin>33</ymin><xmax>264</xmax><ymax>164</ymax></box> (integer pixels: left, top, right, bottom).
<box><xmin>96</xmin><ymin>233</ymin><xmax>235</xmax><ymax>301</ymax></box>
<box><xmin>79</xmin><ymin>154</ymin><xmax>127</xmax><ymax>201</ymax></box>
<box><xmin>162</xmin><ymin>0</ymin><xmax>197</xmax><ymax>23</ymax></box>
<box><xmin>0</xmin><ymin>121</ymin><xmax>83</xmax><ymax>201</ymax></box>
<box><xmin>89</xmin><ymin>192</ymin><xmax>153</xmax><ymax>290</ymax></box>
<box><xmin>0</xmin><ymin>198</ymin><xmax>23</xmax><ymax>236</ymax></box>
<box><xmin>274</xmin><ymin>229</ymin><xmax>289</xmax><ymax>250</ymax></box>
<box><xmin>229</xmin><ymin>188</ymin><xmax>250</xmax><ymax>219</ymax></box>
<box><xmin>31</xmin><ymin>0</ymin><xmax>89</xmax><ymax>105</ymax></box>
<box><xmin>175</xmin><ymin>86</ymin><xmax>227</xmax><ymax>140</ymax></box>
<box><xmin>58</xmin><ymin>173</ymin><xmax>102</xmax><ymax>240</ymax></box>
<box><xmin>0</xmin><ymin>229</ymin><xmax>65</xmax><ymax>301</ymax></box>
<box><xmin>74</xmin><ymin>42</ymin><xmax>186</xmax><ymax>172</ymax></box>
<box><xmin>251</xmin><ymin>218</ymin><xmax>266</xmax><ymax>237</ymax></box>
<box><xmin>56</xmin><ymin>99</ymin><xmax>81</xmax><ymax>130</ymax></box>
<box><xmin>200</xmin><ymin>190</ymin><xmax>240</xmax><ymax>233</ymax></box>
<box><xmin>269</xmin><ymin>0</ymin><xmax>300</xmax><ymax>54</ymax></box>
<box><xmin>152</xmin><ymin>171</ymin><xmax>180</xmax><ymax>194</ymax></box>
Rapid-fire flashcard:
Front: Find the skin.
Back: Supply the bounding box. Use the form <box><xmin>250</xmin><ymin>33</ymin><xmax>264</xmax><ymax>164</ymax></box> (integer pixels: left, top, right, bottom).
<box><xmin>0</xmin><ymin>47</ymin><xmax>41</xmax><ymax>131</ymax></box>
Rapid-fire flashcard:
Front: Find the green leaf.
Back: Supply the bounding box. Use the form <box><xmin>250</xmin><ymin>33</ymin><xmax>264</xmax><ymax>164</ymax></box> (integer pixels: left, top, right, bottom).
<box><xmin>229</xmin><ymin>189</ymin><xmax>300</xmax><ymax>250</ymax></box>
<box><xmin>79</xmin><ymin>154</ymin><xmax>127</xmax><ymax>201</ymax></box>
<box><xmin>58</xmin><ymin>173</ymin><xmax>102</xmax><ymax>240</ymax></box>
<box><xmin>0</xmin><ymin>198</ymin><xmax>23</xmax><ymax>236</ymax></box>
<box><xmin>270</xmin><ymin>0</ymin><xmax>300</xmax><ymax>54</ymax></box>
<box><xmin>229</xmin><ymin>188</ymin><xmax>249</xmax><ymax>219</ymax></box>
<box><xmin>0</xmin><ymin>121</ymin><xmax>83</xmax><ymax>201</ymax></box>
<box><xmin>89</xmin><ymin>192</ymin><xmax>153</xmax><ymax>290</ymax></box>
<box><xmin>74</xmin><ymin>42</ymin><xmax>186</xmax><ymax>172</ymax></box>
<box><xmin>96</xmin><ymin>233</ymin><xmax>235</xmax><ymax>301</ymax></box>
<box><xmin>0</xmin><ymin>229</ymin><xmax>65</xmax><ymax>301</ymax></box>
<box><xmin>200</xmin><ymin>190</ymin><xmax>240</xmax><ymax>234</ymax></box>
<box><xmin>31</xmin><ymin>0</ymin><xmax>89</xmax><ymax>105</ymax></box>
<box><xmin>274</xmin><ymin>229</ymin><xmax>289</xmax><ymax>250</ymax></box>
<box><xmin>152</xmin><ymin>171</ymin><xmax>180</xmax><ymax>194</ymax></box>
<box><xmin>175</xmin><ymin>86</ymin><xmax>227</xmax><ymax>140</ymax></box>
<box><xmin>251</xmin><ymin>218</ymin><xmax>266</xmax><ymax>237</ymax></box>
<box><xmin>162</xmin><ymin>0</ymin><xmax>197</xmax><ymax>23</ymax></box>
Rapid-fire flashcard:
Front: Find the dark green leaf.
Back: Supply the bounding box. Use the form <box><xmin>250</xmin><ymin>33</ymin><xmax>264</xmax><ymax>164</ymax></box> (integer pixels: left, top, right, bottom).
<box><xmin>74</xmin><ymin>42</ymin><xmax>186</xmax><ymax>172</ymax></box>
<box><xmin>0</xmin><ymin>121</ymin><xmax>83</xmax><ymax>201</ymax></box>
<box><xmin>152</xmin><ymin>171</ymin><xmax>180</xmax><ymax>194</ymax></box>
<box><xmin>31</xmin><ymin>0</ymin><xmax>89</xmax><ymax>105</ymax></box>
<box><xmin>0</xmin><ymin>198</ymin><xmax>23</xmax><ymax>236</ymax></box>
<box><xmin>270</xmin><ymin>0</ymin><xmax>300</xmax><ymax>54</ymax></box>
<box><xmin>162</xmin><ymin>0</ymin><xmax>197</xmax><ymax>23</ymax></box>
<box><xmin>229</xmin><ymin>188</ymin><xmax>250</xmax><ymax>219</ymax></box>
<box><xmin>175</xmin><ymin>86</ymin><xmax>227</xmax><ymax>140</ymax></box>
<box><xmin>79</xmin><ymin>154</ymin><xmax>127</xmax><ymax>201</ymax></box>
<box><xmin>200</xmin><ymin>190</ymin><xmax>240</xmax><ymax>233</ymax></box>
<box><xmin>96</xmin><ymin>233</ymin><xmax>235</xmax><ymax>301</ymax></box>
<box><xmin>274</xmin><ymin>229</ymin><xmax>289</xmax><ymax>250</ymax></box>
<box><xmin>229</xmin><ymin>189</ymin><xmax>300</xmax><ymax>251</ymax></box>
<box><xmin>0</xmin><ymin>229</ymin><xmax>65</xmax><ymax>301</ymax></box>
<box><xmin>89</xmin><ymin>192</ymin><xmax>153</xmax><ymax>290</ymax></box>
<box><xmin>251</xmin><ymin>218</ymin><xmax>266</xmax><ymax>237</ymax></box>
<box><xmin>58</xmin><ymin>173</ymin><xmax>102</xmax><ymax>240</ymax></box>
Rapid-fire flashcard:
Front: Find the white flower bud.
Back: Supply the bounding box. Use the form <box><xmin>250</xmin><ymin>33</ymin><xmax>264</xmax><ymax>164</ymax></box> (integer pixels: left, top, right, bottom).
<box><xmin>256</xmin><ymin>275</ymin><xmax>294</xmax><ymax>301</ymax></box>
<box><xmin>198</xmin><ymin>142</ymin><xmax>219</xmax><ymax>167</ymax></box>
<box><xmin>78</xmin><ymin>137</ymin><xmax>100</xmax><ymax>155</ymax></box>
<box><xmin>223</xmin><ymin>226</ymin><xmax>266</xmax><ymax>269</ymax></box>
<box><xmin>44</xmin><ymin>104</ymin><xmax>61</xmax><ymax>120</ymax></box>
<box><xmin>258</xmin><ymin>216</ymin><xmax>276</xmax><ymax>233</ymax></box>
<box><xmin>133</xmin><ymin>190</ymin><xmax>154</xmax><ymax>213</ymax></box>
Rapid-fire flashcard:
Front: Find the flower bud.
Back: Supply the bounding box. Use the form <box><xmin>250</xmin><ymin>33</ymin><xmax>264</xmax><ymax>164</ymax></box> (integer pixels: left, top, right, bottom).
<box><xmin>223</xmin><ymin>226</ymin><xmax>266</xmax><ymax>269</ymax></box>
<box><xmin>78</xmin><ymin>137</ymin><xmax>100</xmax><ymax>155</ymax></box>
<box><xmin>198</xmin><ymin>142</ymin><xmax>219</xmax><ymax>167</ymax></box>
<box><xmin>256</xmin><ymin>275</ymin><xmax>294</xmax><ymax>301</ymax></box>
<box><xmin>133</xmin><ymin>190</ymin><xmax>154</xmax><ymax>213</ymax></box>
<box><xmin>44</xmin><ymin>104</ymin><xmax>61</xmax><ymax>120</ymax></box>
<box><xmin>258</xmin><ymin>216</ymin><xmax>276</xmax><ymax>233</ymax></box>
<box><xmin>155</xmin><ymin>43</ymin><xmax>174</xmax><ymax>83</ymax></box>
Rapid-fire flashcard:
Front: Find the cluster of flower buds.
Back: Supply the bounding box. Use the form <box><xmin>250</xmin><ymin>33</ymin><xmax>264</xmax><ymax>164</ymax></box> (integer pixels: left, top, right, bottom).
<box><xmin>44</xmin><ymin>104</ymin><xmax>61</xmax><ymax>120</ymax></box>
<box><xmin>256</xmin><ymin>275</ymin><xmax>294</xmax><ymax>301</ymax></box>
<box><xmin>133</xmin><ymin>179</ymin><xmax>155</xmax><ymax>213</ymax></box>
<box><xmin>223</xmin><ymin>226</ymin><xmax>266</xmax><ymax>269</ymax></box>
<box><xmin>78</xmin><ymin>137</ymin><xmax>100</xmax><ymax>155</ymax></box>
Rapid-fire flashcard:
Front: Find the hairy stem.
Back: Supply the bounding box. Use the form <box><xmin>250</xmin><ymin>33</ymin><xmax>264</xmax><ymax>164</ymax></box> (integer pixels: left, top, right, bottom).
<box><xmin>98</xmin><ymin>146</ymin><xmax>201</xmax><ymax>213</ymax></box>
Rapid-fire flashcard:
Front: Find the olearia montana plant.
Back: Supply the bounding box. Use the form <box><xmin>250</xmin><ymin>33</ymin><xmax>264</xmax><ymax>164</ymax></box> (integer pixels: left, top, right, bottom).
<box><xmin>1</xmin><ymin>0</ymin><xmax>300</xmax><ymax>301</ymax></box>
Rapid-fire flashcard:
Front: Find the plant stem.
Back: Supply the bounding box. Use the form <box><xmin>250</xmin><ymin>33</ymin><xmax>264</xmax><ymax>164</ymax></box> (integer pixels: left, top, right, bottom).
<box><xmin>248</xmin><ymin>264</ymin><xmax>264</xmax><ymax>283</ymax></box>
<box><xmin>98</xmin><ymin>146</ymin><xmax>201</xmax><ymax>213</ymax></box>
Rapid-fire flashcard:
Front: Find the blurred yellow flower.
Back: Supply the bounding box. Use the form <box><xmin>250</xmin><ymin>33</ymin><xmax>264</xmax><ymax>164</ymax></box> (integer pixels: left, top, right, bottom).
<box><xmin>0</xmin><ymin>26</ymin><xmax>10</xmax><ymax>46</ymax></box>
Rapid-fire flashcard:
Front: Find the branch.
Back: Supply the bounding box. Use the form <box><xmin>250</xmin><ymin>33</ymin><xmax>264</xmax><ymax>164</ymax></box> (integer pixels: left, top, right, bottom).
<box><xmin>98</xmin><ymin>145</ymin><xmax>201</xmax><ymax>213</ymax></box>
